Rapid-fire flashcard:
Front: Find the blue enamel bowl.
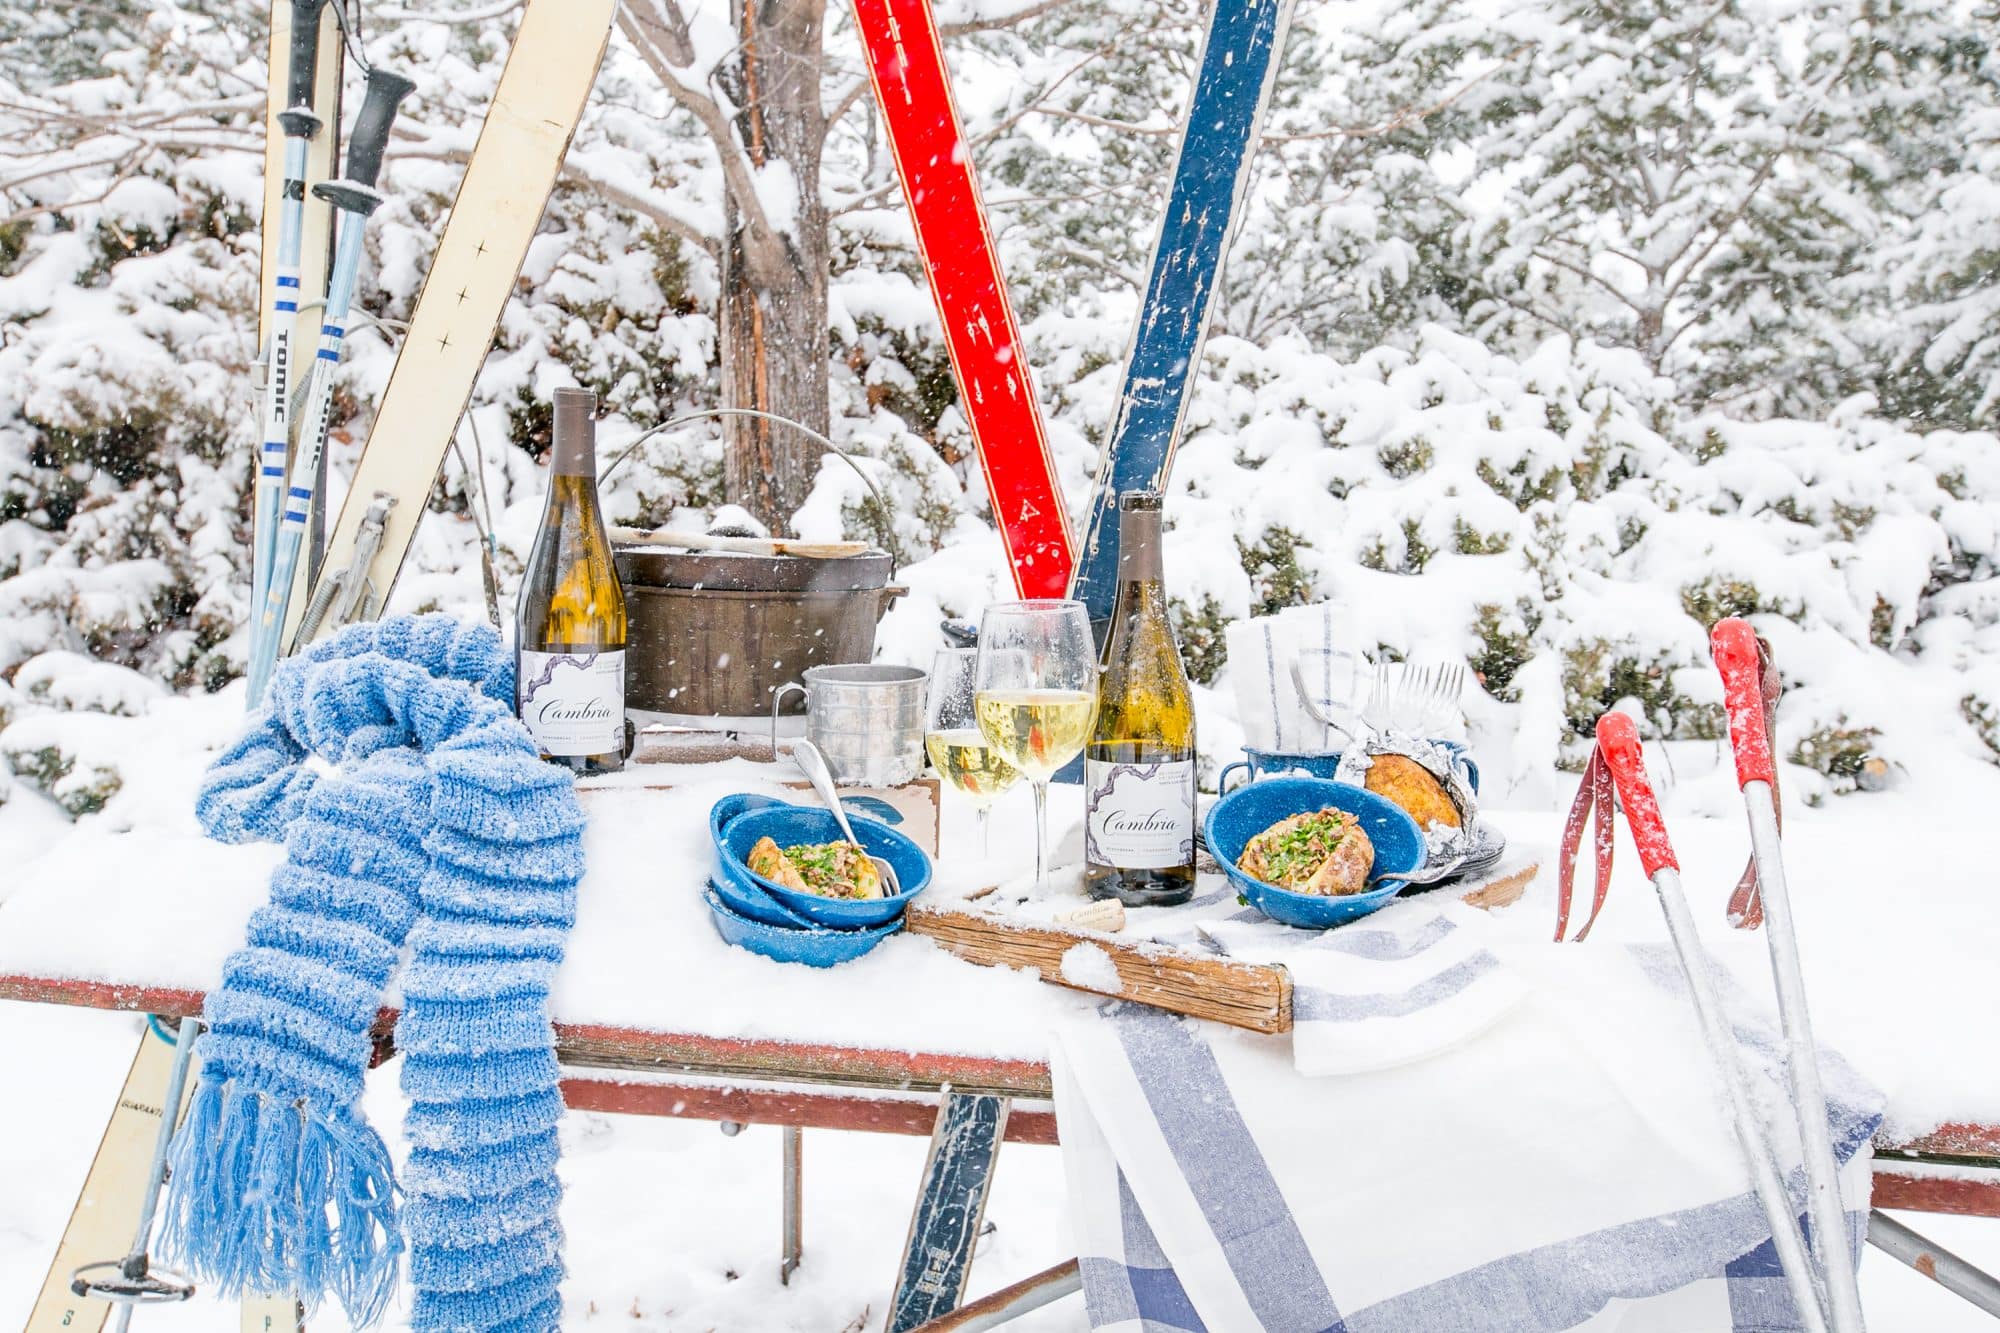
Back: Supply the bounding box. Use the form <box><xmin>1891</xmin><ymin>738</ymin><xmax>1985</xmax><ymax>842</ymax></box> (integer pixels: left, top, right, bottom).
<box><xmin>704</xmin><ymin>885</ymin><xmax>901</xmax><ymax>967</ymax></box>
<box><xmin>1203</xmin><ymin>776</ymin><xmax>1425</xmax><ymax>929</ymax></box>
<box><xmin>705</xmin><ymin>794</ymin><xmax>819</xmax><ymax>927</ymax></box>
<box><xmin>711</xmin><ymin>796</ymin><xmax>932</xmax><ymax>929</ymax></box>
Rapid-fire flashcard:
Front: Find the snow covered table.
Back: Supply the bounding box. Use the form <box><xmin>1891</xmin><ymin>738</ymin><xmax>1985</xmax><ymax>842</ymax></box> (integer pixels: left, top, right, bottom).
<box><xmin>5</xmin><ymin>754</ymin><xmax>2000</xmax><ymax>1329</ymax></box>
<box><xmin>3</xmin><ymin>767</ymin><xmax>1997</xmax><ymax>1209</ymax></box>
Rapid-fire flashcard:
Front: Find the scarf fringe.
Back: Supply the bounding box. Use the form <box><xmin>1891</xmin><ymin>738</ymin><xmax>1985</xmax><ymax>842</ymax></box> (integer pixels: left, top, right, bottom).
<box><xmin>161</xmin><ymin>1077</ymin><xmax>403</xmax><ymax>1327</ymax></box>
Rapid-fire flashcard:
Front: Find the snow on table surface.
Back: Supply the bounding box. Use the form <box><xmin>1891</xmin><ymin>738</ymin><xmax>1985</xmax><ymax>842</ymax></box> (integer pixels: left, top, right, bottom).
<box><xmin>1</xmin><ymin>689</ymin><xmax>1997</xmax><ymax>1141</ymax></box>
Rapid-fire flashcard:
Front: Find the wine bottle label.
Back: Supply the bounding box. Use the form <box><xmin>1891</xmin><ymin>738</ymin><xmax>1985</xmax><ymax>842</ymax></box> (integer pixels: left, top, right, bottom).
<box><xmin>518</xmin><ymin>649</ymin><xmax>625</xmax><ymax>756</ymax></box>
<box><xmin>1085</xmin><ymin>758</ymin><xmax>1195</xmax><ymax>869</ymax></box>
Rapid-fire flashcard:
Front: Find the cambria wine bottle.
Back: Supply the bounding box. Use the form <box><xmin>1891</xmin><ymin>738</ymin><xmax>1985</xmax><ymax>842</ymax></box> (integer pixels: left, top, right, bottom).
<box><xmin>515</xmin><ymin>387</ymin><xmax>627</xmax><ymax>773</ymax></box>
<box><xmin>1084</xmin><ymin>491</ymin><xmax>1196</xmax><ymax>905</ymax></box>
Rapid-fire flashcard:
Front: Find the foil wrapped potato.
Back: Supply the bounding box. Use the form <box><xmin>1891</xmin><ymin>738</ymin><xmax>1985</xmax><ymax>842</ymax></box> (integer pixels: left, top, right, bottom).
<box><xmin>1363</xmin><ymin>753</ymin><xmax>1462</xmax><ymax>830</ymax></box>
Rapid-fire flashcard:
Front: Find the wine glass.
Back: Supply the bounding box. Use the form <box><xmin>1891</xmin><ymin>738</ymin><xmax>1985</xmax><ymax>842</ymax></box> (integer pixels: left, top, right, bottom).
<box><xmin>973</xmin><ymin>600</ymin><xmax>1098</xmax><ymax>894</ymax></box>
<box><xmin>925</xmin><ymin>648</ymin><xmax>1021</xmax><ymax>858</ymax></box>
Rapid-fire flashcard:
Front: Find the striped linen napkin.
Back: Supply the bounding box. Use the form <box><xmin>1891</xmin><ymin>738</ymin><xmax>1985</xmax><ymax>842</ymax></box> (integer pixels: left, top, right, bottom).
<box><xmin>1052</xmin><ymin>901</ymin><xmax>1882</xmax><ymax>1332</ymax></box>
<box><xmin>1223</xmin><ymin>602</ymin><xmax>1346</xmax><ymax>753</ymax></box>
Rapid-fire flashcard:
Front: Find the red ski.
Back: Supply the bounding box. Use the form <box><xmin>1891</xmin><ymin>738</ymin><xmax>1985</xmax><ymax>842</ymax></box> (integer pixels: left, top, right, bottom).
<box><xmin>851</xmin><ymin>0</ymin><xmax>1073</xmax><ymax>597</ymax></box>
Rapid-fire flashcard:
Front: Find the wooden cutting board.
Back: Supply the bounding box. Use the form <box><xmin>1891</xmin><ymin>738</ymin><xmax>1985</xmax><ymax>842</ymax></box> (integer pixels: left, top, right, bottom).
<box><xmin>904</xmin><ymin>860</ymin><xmax>1540</xmax><ymax>1036</ymax></box>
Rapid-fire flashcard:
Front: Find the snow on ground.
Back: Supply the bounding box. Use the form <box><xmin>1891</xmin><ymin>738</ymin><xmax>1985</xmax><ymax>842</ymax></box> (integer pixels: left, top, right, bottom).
<box><xmin>3</xmin><ymin>682</ymin><xmax>2000</xmax><ymax>1327</ymax></box>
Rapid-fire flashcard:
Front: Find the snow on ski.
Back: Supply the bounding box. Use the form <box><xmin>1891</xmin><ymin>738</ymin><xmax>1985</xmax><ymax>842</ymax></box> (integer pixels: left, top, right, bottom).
<box><xmin>287</xmin><ymin>0</ymin><xmax>616</xmax><ymax>651</ymax></box>
<box><xmin>851</xmin><ymin>0</ymin><xmax>1074</xmax><ymax>597</ymax></box>
<box><xmin>1068</xmin><ymin>0</ymin><xmax>1297</xmax><ymax>622</ymax></box>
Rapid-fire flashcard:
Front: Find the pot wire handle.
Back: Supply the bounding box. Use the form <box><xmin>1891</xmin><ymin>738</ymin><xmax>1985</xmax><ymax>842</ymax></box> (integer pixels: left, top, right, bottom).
<box><xmin>599</xmin><ymin>407</ymin><xmax>902</xmax><ymax>573</ymax></box>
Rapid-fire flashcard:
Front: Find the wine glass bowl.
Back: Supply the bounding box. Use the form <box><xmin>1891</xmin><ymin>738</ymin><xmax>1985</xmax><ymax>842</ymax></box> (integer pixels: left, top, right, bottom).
<box><xmin>972</xmin><ymin>600</ymin><xmax>1098</xmax><ymax>893</ymax></box>
<box><xmin>925</xmin><ymin>648</ymin><xmax>1021</xmax><ymax>857</ymax></box>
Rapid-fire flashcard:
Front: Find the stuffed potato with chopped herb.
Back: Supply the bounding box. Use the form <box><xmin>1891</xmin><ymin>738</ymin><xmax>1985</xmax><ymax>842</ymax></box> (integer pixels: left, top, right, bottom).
<box><xmin>1235</xmin><ymin>808</ymin><xmax>1376</xmax><ymax>896</ymax></box>
<box><xmin>747</xmin><ymin>836</ymin><xmax>885</xmax><ymax>900</ymax></box>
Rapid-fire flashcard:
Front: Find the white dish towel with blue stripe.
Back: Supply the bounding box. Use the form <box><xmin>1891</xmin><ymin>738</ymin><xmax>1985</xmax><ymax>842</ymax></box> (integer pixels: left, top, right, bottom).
<box><xmin>1053</xmin><ymin>899</ymin><xmax>1882</xmax><ymax>1332</ymax></box>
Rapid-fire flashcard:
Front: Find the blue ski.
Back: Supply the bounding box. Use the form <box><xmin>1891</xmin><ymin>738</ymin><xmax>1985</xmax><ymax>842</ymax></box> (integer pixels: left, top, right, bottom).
<box><xmin>1069</xmin><ymin>0</ymin><xmax>1299</xmax><ymax>624</ymax></box>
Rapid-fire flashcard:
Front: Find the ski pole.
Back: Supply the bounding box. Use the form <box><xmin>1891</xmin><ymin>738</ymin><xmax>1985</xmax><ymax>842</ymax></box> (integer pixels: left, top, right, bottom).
<box><xmin>251</xmin><ymin>0</ymin><xmax>331</xmax><ymax>644</ymax></box>
<box><xmin>246</xmin><ymin>64</ymin><xmax>415</xmax><ymax>707</ymax></box>
<box><xmin>1865</xmin><ymin>1212</ymin><xmax>2000</xmax><ymax>1318</ymax></box>
<box><xmin>68</xmin><ymin>1017</ymin><xmax>202</xmax><ymax>1317</ymax></box>
<box><xmin>1713</xmin><ymin>618</ymin><xmax>1867</xmax><ymax>1332</ymax></box>
<box><xmin>1594</xmin><ymin>712</ymin><xmax>1831</xmax><ymax>1333</ymax></box>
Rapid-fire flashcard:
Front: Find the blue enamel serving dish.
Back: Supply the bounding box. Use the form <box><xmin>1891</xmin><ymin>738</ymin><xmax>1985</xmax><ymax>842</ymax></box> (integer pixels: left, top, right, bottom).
<box><xmin>1202</xmin><ymin>776</ymin><xmax>1425</xmax><ymax>929</ymax></box>
<box><xmin>710</xmin><ymin>795</ymin><xmax>932</xmax><ymax>929</ymax></box>
<box><xmin>703</xmin><ymin>885</ymin><xmax>901</xmax><ymax>967</ymax></box>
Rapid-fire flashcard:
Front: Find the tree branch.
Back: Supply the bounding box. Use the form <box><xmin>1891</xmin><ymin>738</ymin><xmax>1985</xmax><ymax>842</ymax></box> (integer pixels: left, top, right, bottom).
<box><xmin>371</xmin><ymin>0</ymin><xmax>525</xmax><ymax>22</ymax></box>
<box><xmin>389</xmin><ymin>141</ymin><xmax>721</xmax><ymax>257</ymax></box>
<box><xmin>936</xmin><ymin>0</ymin><xmax>1080</xmax><ymax>37</ymax></box>
<box><xmin>1262</xmin><ymin>43</ymin><xmax>1532</xmax><ymax>144</ymax></box>
<box><xmin>1032</xmin><ymin>106</ymin><xmax>1177</xmax><ymax>137</ymax></box>
<box><xmin>1529</xmin><ymin>245</ymin><xmax>1652</xmax><ymax>316</ymax></box>
<box><xmin>617</xmin><ymin>1</ymin><xmax>776</xmax><ymax>243</ymax></box>
<box><xmin>1658</xmin><ymin>154</ymin><xmax>1778</xmax><ymax>305</ymax></box>
<box><xmin>0</xmin><ymin>156</ymin><xmax>146</xmax><ymax>230</ymax></box>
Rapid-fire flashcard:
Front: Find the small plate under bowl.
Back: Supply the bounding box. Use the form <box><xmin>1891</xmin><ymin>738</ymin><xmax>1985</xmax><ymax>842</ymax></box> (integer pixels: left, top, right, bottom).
<box><xmin>1203</xmin><ymin>776</ymin><xmax>1425</xmax><ymax>929</ymax></box>
<box><xmin>711</xmin><ymin>796</ymin><xmax>932</xmax><ymax>928</ymax></box>
<box><xmin>704</xmin><ymin>885</ymin><xmax>902</xmax><ymax>967</ymax></box>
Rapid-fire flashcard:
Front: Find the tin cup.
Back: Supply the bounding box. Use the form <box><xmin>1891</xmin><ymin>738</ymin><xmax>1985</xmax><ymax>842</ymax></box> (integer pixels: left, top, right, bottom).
<box><xmin>772</xmin><ymin>664</ymin><xmax>928</xmax><ymax>787</ymax></box>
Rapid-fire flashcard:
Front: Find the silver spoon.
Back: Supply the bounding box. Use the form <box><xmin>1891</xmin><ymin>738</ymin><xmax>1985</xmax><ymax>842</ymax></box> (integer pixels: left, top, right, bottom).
<box><xmin>791</xmin><ymin>738</ymin><xmax>903</xmax><ymax>898</ymax></box>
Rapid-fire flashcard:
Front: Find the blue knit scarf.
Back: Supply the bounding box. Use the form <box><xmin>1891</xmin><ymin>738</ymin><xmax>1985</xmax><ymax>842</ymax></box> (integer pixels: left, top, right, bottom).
<box><xmin>162</xmin><ymin>615</ymin><xmax>585</xmax><ymax>1331</ymax></box>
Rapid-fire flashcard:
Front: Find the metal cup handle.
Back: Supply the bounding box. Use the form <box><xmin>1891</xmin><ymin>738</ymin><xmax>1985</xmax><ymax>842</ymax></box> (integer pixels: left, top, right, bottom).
<box><xmin>769</xmin><ymin>681</ymin><xmax>808</xmax><ymax>760</ymax></box>
<box><xmin>1218</xmin><ymin>760</ymin><xmax>1250</xmax><ymax>795</ymax></box>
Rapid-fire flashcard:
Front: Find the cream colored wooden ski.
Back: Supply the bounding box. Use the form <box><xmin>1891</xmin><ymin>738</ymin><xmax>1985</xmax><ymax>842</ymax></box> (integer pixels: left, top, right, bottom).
<box><xmin>288</xmin><ymin>0</ymin><xmax>615</xmax><ymax>648</ymax></box>
<box><xmin>24</xmin><ymin>1023</ymin><xmax>190</xmax><ymax>1333</ymax></box>
<box><xmin>238</xmin><ymin>1296</ymin><xmax>305</xmax><ymax>1332</ymax></box>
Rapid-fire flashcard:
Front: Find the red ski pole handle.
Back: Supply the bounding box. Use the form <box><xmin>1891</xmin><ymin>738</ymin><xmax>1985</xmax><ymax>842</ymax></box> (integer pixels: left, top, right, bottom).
<box><xmin>1594</xmin><ymin>712</ymin><xmax>1679</xmax><ymax>878</ymax></box>
<box><xmin>1710</xmin><ymin>617</ymin><xmax>1776</xmax><ymax>789</ymax></box>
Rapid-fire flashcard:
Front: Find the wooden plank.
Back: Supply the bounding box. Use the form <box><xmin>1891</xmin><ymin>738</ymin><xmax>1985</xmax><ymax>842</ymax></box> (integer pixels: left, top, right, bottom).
<box><xmin>886</xmin><ymin>1094</ymin><xmax>1011</xmax><ymax>1330</ymax></box>
<box><xmin>0</xmin><ymin>977</ymin><xmax>1054</xmax><ymax>1098</ymax></box>
<box><xmin>6</xmin><ymin>973</ymin><xmax>1997</xmax><ymax>1217</ymax></box>
<box><xmin>1872</xmin><ymin>1172</ymin><xmax>2000</xmax><ymax>1218</ymax></box>
<box><xmin>24</xmin><ymin>1023</ymin><xmax>187</xmax><ymax>1333</ymax></box>
<box><xmin>559</xmin><ymin>1076</ymin><xmax>1058</xmax><ymax>1144</ymax></box>
<box><xmin>1882</xmin><ymin>1123</ymin><xmax>2000</xmax><ymax>1160</ymax></box>
<box><xmin>904</xmin><ymin>859</ymin><xmax>1542</xmax><ymax>1036</ymax></box>
<box><xmin>905</xmin><ymin>903</ymin><xmax>1292</xmax><ymax>1034</ymax></box>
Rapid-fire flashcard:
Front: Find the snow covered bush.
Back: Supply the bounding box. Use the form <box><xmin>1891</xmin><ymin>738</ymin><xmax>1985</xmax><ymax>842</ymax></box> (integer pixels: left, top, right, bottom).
<box><xmin>0</xmin><ymin>0</ymin><xmax>1995</xmax><ymax>809</ymax></box>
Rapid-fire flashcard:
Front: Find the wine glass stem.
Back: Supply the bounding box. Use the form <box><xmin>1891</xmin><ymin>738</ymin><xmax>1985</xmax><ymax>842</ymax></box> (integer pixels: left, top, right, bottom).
<box><xmin>977</xmin><ymin>806</ymin><xmax>991</xmax><ymax>860</ymax></box>
<box><xmin>1031</xmin><ymin>779</ymin><xmax>1049</xmax><ymax>894</ymax></box>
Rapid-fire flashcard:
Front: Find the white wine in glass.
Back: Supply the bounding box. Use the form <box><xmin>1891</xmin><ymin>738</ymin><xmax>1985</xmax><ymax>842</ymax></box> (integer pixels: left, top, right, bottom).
<box><xmin>925</xmin><ymin>648</ymin><xmax>1021</xmax><ymax>855</ymax></box>
<box><xmin>973</xmin><ymin>601</ymin><xmax>1098</xmax><ymax>894</ymax></box>
<box><xmin>971</xmin><ymin>690</ymin><xmax>1097</xmax><ymax>782</ymax></box>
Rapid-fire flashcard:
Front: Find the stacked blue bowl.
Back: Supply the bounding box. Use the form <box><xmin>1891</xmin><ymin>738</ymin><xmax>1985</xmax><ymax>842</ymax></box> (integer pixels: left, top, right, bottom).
<box><xmin>706</xmin><ymin>793</ymin><xmax>933</xmax><ymax>967</ymax></box>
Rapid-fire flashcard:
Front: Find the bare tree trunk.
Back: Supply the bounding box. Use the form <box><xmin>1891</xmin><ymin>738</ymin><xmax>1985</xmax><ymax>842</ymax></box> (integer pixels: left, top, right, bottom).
<box><xmin>718</xmin><ymin>0</ymin><xmax>830</xmax><ymax>532</ymax></box>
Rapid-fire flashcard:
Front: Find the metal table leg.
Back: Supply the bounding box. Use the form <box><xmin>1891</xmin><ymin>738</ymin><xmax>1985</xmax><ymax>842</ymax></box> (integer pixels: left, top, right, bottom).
<box><xmin>782</xmin><ymin>1125</ymin><xmax>804</xmax><ymax>1285</ymax></box>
